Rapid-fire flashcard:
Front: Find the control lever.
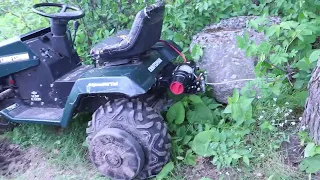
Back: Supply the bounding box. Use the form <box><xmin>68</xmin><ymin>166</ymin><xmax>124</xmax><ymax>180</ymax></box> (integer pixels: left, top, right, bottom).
<box><xmin>72</xmin><ymin>21</ymin><xmax>80</xmax><ymax>46</ymax></box>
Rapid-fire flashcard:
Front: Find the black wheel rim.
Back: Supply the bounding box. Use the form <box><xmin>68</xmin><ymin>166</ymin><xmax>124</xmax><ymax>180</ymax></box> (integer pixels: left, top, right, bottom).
<box><xmin>89</xmin><ymin>128</ymin><xmax>145</xmax><ymax>180</ymax></box>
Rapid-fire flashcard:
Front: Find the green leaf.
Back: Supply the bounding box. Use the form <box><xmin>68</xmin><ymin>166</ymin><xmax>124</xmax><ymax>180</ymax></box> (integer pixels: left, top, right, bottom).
<box><xmin>315</xmin><ymin>146</ymin><xmax>320</xmax><ymax>154</ymax></box>
<box><xmin>257</xmin><ymin>41</ymin><xmax>271</xmax><ymax>54</ymax></box>
<box><xmin>260</xmin><ymin>121</ymin><xmax>276</xmax><ymax>131</ymax></box>
<box><xmin>296</xmin><ymin>58</ymin><xmax>310</xmax><ymax>71</ymax></box>
<box><xmin>207</xmin><ymin>103</ymin><xmax>221</xmax><ymax>110</ymax></box>
<box><xmin>166</xmin><ymin>101</ymin><xmax>185</xmax><ymax>125</ymax></box>
<box><xmin>309</xmin><ymin>50</ymin><xmax>320</xmax><ymax>63</ymax></box>
<box><xmin>223</xmin><ymin>105</ymin><xmax>232</xmax><ymax>114</ymax></box>
<box><xmin>185</xmin><ymin>149</ymin><xmax>197</xmax><ymax>166</ymax></box>
<box><xmin>267</xmin><ymin>175</ymin><xmax>275</xmax><ymax>180</ymax></box>
<box><xmin>188</xmin><ymin>103</ymin><xmax>213</xmax><ymax>124</ymax></box>
<box><xmin>304</xmin><ymin>143</ymin><xmax>316</xmax><ymax>158</ymax></box>
<box><xmin>299</xmin><ymin>155</ymin><xmax>320</xmax><ymax>173</ymax></box>
<box><xmin>231</xmin><ymin>153</ymin><xmax>242</xmax><ymax>159</ymax></box>
<box><xmin>231</xmin><ymin>104</ymin><xmax>243</xmax><ymax>122</ymax></box>
<box><xmin>236</xmin><ymin>36</ymin><xmax>246</xmax><ymax>49</ymax></box>
<box><xmin>239</xmin><ymin>96</ymin><xmax>254</xmax><ymax>109</ymax></box>
<box><xmin>201</xmin><ymin>96</ymin><xmax>213</xmax><ymax>105</ymax></box>
<box><xmin>176</xmin><ymin>156</ymin><xmax>184</xmax><ymax>160</ymax></box>
<box><xmin>176</xmin><ymin>126</ymin><xmax>187</xmax><ymax>137</ymax></box>
<box><xmin>294</xmin><ymin>79</ymin><xmax>306</xmax><ymax>89</ymax></box>
<box><xmin>243</xmin><ymin>156</ymin><xmax>250</xmax><ymax>166</ymax></box>
<box><xmin>54</xmin><ymin>140</ymin><xmax>61</xmax><ymax>145</ymax></box>
<box><xmin>272</xmin><ymin>82</ymin><xmax>282</xmax><ymax>96</ymax></box>
<box><xmin>189</xmin><ymin>95</ymin><xmax>204</xmax><ymax>105</ymax></box>
<box><xmin>82</xmin><ymin>141</ymin><xmax>88</xmax><ymax>147</ymax></box>
<box><xmin>156</xmin><ymin>162</ymin><xmax>174</xmax><ymax>180</ymax></box>
<box><xmin>232</xmin><ymin>89</ymin><xmax>240</xmax><ymax>103</ymax></box>
<box><xmin>280</xmin><ymin>21</ymin><xmax>299</xmax><ymax>30</ymax></box>
<box><xmin>275</xmin><ymin>26</ymin><xmax>281</xmax><ymax>37</ymax></box>
<box><xmin>294</xmin><ymin>91</ymin><xmax>308</xmax><ymax>107</ymax></box>
<box><xmin>192</xmin><ymin>130</ymin><xmax>215</xmax><ymax>157</ymax></box>
<box><xmin>200</xmin><ymin>178</ymin><xmax>213</xmax><ymax>180</ymax></box>
<box><xmin>191</xmin><ymin>44</ymin><xmax>204</xmax><ymax>61</ymax></box>
<box><xmin>183</xmin><ymin>135</ymin><xmax>192</xmax><ymax>145</ymax></box>
<box><xmin>250</xmin><ymin>20</ymin><xmax>258</xmax><ymax>30</ymax></box>
<box><xmin>265</xmin><ymin>26</ymin><xmax>277</xmax><ymax>37</ymax></box>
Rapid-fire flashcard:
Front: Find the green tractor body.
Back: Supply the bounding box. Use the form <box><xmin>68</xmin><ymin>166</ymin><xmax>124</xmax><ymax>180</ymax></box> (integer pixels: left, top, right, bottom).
<box><xmin>0</xmin><ymin>2</ymin><xmax>205</xmax><ymax>179</ymax></box>
<box><xmin>0</xmin><ymin>33</ymin><xmax>179</xmax><ymax>127</ymax></box>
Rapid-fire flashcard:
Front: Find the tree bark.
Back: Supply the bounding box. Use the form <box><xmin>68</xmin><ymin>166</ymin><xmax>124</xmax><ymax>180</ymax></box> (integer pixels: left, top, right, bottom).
<box><xmin>302</xmin><ymin>61</ymin><xmax>320</xmax><ymax>144</ymax></box>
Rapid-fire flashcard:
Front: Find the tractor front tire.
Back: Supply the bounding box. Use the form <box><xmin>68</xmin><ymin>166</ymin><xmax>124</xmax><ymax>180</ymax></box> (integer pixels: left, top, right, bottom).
<box><xmin>86</xmin><ymin>99</ymin><xmax>171</xmax><ymax>180</ymax></box>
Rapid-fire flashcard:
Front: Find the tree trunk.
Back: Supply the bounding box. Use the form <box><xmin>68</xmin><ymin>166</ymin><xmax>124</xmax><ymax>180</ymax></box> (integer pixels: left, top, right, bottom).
<box><xmin>302</xmin><ymin>62</ymin><xmax>320</xmax><ymax>144</ymax></box>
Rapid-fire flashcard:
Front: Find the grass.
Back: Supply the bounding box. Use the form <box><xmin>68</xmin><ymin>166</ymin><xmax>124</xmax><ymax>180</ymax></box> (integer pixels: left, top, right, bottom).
<box><xmin>237</xmin><ymin>129</ymin><xmax>307</xmax><ymax>180</ymax></box>
<box><xmin>3</xmin><ymin>111</ymin><xmax>309</xmax><ymax>180</ymax></box>
<box><xmin>5</xmin><ymin>113</ymin><xmax>91</xmax><ymax>167</ymax></box>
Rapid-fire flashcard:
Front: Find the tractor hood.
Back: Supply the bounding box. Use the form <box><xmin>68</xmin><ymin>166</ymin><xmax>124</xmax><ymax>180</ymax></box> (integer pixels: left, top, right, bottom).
<box><xmin>0</xmin><ymin>36</ymin><xmax>21</xmax><ymax>48</ymax></box>
<box><xmin>0</xmin><ymin>35</ymin><xmax>39</xmax><ymax>78</ymax></box>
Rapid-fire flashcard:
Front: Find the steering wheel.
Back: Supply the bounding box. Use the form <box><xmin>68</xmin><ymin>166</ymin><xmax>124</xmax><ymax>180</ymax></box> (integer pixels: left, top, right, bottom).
<box><xmin>32</xmin><ymin>3</ymin><xmax>85</xmax><ymax>20</ymax></box>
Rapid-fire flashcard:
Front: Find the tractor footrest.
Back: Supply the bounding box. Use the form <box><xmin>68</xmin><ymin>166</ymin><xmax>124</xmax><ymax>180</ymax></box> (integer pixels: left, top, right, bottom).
<box><xmin>2</xmin><ymin>104</ymin><xmax>63</xmax><ymax>125</ymax></box>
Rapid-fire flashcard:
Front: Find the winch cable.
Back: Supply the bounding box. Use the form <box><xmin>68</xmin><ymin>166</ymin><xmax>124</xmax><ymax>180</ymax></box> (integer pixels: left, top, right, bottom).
<box><xmin>205</xmin><ymin>76</ymin><xmax>286</xmax><ymax>85</ymax></box>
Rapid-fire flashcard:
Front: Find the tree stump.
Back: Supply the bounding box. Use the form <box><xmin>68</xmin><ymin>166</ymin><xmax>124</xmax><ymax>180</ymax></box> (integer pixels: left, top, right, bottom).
<box><xmin>302</xmin><ymin>62</ymin><xmax>320</xmax><ymax>143</ymax></box>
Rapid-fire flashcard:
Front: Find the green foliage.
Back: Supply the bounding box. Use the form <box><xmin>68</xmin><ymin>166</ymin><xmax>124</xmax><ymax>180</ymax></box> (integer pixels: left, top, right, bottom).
<box><xmin>191</xmin><ymin>44</ymin><xmax>204</xmax><ymax>61</ymax></box>
<box><xmin>156</xmin><ymin>162</ymin><xmax>174</xmax><ymax>180</ymax></box>
<box><xmin>168</xmin><ymin>94</ymin><xmax>222</xmax><ymax>166</ymax></box>
<box><xmin>299</xmin><ymin>155</ymin><xmax>320</xmax><ymax>174</ymax></box>
<box><xmin>234</xmin><ymin>1</ymin><xmax>320</xmax><ymax>175</ymax></box>
<box><xmin>167</xmin><ymin>91</ymin><xmax>255</xmax><ymax>169</ymax></box>
<box><xmin>298</xmin><ymin>141</ymin><xmax>320</xmax><ymax>174</ymax></box>
<box><xmin>167</xmin><ymin>101</ymin><xmax>185</xmax><ymax>125</ymax></box>
<box><xmin>224</xmin><ymin>89</ymin><xmax>255</xmax><ymax>126</ymax></box>
<box><xmin>2</xmin><ymin>0</ymin><xmax>307</xmax><ymax>61</ymax></box>
<box><xmin>237</xmin><ymin>2</ymin><xmax>320</xmax><ymax>90</ymax></box>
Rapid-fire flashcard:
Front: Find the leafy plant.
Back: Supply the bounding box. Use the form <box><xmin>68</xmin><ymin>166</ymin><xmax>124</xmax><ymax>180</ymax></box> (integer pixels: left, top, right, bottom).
<box><xmin>156</xmin><ymin>162</ymin><xmax>174</xmax><ymax>180</ymax></box>
<box><xmin>298</xmin><ymin>141</ymin><xmax>320</xmax><ymax>174</ymax></box>
<box><xmin>299</xmin><ymin>155</ymin><xmax>320</xmax><ymax>174</ymax></box>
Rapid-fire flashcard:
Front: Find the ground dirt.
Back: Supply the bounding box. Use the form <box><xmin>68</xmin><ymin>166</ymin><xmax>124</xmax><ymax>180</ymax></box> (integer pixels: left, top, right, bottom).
<box><xmin>179</xmin><ymin>157</ymin><xmax>220</xmax><ymax>180</ymax></box>
<box><xmin>0</xmin><ymin>138</ymin><xmax>104</xmax><ymax>180</ymax></box>
<box><xmin>0</xmin><ymin>139</ymin><xmax>30</xmax><ymax>178</ymax></box>
<box><xmin>0</xmin><ymin>134</ymin><xmax>316</xmax><ymax>180</ymax></box>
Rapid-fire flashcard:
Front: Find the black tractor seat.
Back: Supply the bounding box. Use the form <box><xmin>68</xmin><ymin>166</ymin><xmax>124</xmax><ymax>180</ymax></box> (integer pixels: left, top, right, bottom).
<box><xmin>90</xmin><ymin>1</ymin><xmax>165</xmax><ymax>62</ymax></box>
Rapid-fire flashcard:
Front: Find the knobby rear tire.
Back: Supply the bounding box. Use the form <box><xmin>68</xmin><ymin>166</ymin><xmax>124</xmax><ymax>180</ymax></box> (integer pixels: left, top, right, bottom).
<box><xmin>86</xmin><ymin>98</ymin><xmax>171</xmax><ymax>180</ymax></box>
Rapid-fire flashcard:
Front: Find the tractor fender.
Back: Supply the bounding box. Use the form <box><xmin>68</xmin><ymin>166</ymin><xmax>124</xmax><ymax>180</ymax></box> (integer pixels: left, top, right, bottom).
<box><xmin>60</xmin><ymin>76</ymin><xmax>148</xmax><ymax>127</ymax></box>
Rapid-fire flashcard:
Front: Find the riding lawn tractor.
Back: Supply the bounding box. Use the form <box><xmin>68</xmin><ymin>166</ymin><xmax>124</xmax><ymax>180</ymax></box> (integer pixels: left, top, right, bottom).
<box><xmin>0</xmin><ymin>1</ymin><xmax>205</xmax><ymax>179</ymax></box>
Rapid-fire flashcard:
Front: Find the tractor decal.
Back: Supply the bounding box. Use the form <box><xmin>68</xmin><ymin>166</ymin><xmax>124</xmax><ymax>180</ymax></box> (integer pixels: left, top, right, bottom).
<box><xmin>0</xmin><ymin>53</ymin><xmax>29</xmax><ymax>64</ymax></box>
<box><xmin>148</xmin><ymin>58</ymin><xmax>163</xmax><ymax>72</ymax></box>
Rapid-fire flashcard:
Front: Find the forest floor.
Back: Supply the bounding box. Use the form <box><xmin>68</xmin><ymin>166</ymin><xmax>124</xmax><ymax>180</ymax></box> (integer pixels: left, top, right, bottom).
<box><xmin>0</xmin><ymin>127</ymin><xmax>312</xmax><ymax>180</ymax></box>
<box><xmin>0</xmin><ymin>137</ymin><xmax>103</xmax><ymax>180</ymax></box>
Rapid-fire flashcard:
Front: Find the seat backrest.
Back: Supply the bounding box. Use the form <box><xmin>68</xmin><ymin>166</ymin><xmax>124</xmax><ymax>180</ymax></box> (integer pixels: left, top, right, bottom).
<box><xmin>91</xmin><ymin>1</ymin><xmax>166</xmax><ymax>60</ymax></box>
<box><xmin>126</xmin><ymin>1</ymin><xmax>165</xmax><ymax>54</ymax></box>
<box><xmin>101</xmin><ymin>1</ymin><xmax>165</xmax><ymax>58</ymax></box>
